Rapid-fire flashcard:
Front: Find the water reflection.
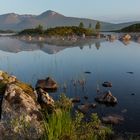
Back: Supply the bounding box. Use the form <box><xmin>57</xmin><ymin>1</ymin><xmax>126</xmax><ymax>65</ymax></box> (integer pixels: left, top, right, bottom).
<box><xmin>0</xmin><ymin>36</ymin><xmax>140</xmax><ymax>133</ymax></box>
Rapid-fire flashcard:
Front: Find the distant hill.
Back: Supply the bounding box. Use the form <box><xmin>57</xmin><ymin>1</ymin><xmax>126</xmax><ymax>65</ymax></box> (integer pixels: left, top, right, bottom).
<box><xmin>120</xmin><ymin>23</ymin><xmax>140</xmax><ymax>32</ymax></box>
<box><xmin>0</xmin><ymin>10</ymin><xmax>140</xmax><ymax>31</ymax></box>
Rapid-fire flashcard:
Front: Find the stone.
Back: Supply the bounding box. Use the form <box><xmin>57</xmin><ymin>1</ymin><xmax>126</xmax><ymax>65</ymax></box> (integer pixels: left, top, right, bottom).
<box><xmin>1</xmin><ymin>84</ymin><xmax>43</xmax><ymax>139</ymax></box>
<box><xmin>71</xmin><ymin>97</ymin><xmax>81</xmax><ymax>103</ymax></box>
<box><xmin>95</xmin><ymin>90</ymin><xmax>117</xmax><ymax>105</ymax></box>
<box><xmin>8</xmin><ymin>75</ymin><xmax>16</xmax><ymax>83</ymax></box>
<box><xmin>36</xmin><ymin>88</ymin><xmax>54</xmax><ymax>112</ymax></box>
<box><xmin>102</xmin><ymin>81</ymin><xmax>112</xmax><ymax>87</ymax></box>
<box><xmin>102</xmin><ymin>114</ymin><xmax>124</xmax><ymax>125</ymax></box>
<box><xmin>78</xmin><ymin>103</ymin><xmax>91</xmax><ymax>113</ymax></box>
<box><xmin>36</xmin><ymin>77</ymin><xmax>58</xmax><ymax>91</ymax></box>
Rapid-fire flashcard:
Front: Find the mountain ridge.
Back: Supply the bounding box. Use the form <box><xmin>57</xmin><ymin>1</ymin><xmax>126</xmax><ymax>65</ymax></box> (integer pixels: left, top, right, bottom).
<box><xmin>0</xmin><ymin>10</ymin><xmax>140</xmax><ymax>31</ymax></box>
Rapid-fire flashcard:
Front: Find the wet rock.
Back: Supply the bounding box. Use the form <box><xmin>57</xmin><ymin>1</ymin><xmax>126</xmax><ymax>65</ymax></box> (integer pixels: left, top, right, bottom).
<box><xmin>91</xmin><ymin>103</ymin><xmax>97</xmax><ymax>108</ymax></box>
<box><xmin>102</xmin><ymin>114</ymin><xmax>124</xmax><ymax>125</ymax></box>
<box><xmin>36</xmin><ymin>77</ymin><xmax>58</xmax><ymax>91</ymax></box>
<box><xmin>36</xmin><ymin>88</ymin><xmax>54</xmax><ymax>112</ymax></box>
<box><xmin>1</xmin><ymin>83</ymin><xmax>43</xmax><ymax>139</ymax></box>
<box><xmin>78</xmin><ymin>103</ymin><xmax>91</xmax><ymax>113</ymax></box>
<box><xmin>84</xmin><ymin>96</ymin><xmax>88</xmax><ymax>100</ymax></box>
<box><xmin>84</xmin><ymin>71</ymin><xmax>91</xmax><ymax>74</ymax></box>
<box><xmin>95</xmin><ymin>90</ymin><xmax>117</xmax><ymax>105</ymax></box>
<box><xmin>126</xmin><ymin>72</ymin><xmax>134</xmax><ymax>74</ymax></box>
<box><xmin>121</xmin><ymin>109</ymin><xmax>127</xmax><ymax>113</ymax></box>
<box><xmin>72</xmin><ymin>97</ymin><xmax>81</xmax><ymax>103</ymax></box>
<box><xmin>102</xmin><ymin>81</ymin><xmax>112</xmax><ymax>87</ymax></box>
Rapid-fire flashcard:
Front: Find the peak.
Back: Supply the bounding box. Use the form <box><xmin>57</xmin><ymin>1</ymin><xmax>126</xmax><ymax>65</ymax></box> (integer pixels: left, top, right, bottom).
<box><xmin>39</xmin><ymin>10</ymin><xmax>64</xmax><ymax>18</ymax></box>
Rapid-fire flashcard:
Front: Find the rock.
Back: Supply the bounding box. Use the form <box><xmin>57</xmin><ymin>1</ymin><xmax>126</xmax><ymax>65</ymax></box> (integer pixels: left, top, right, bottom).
<box><xmin>126</xmin><ymin>72</ymin><xmax>134</xmax><ymax>74</ymax></box>
<box><xmin>1</xmin><ymin>83</ymin><xmax>43</xmax><ymax>139</ymax></box>
<box><xmin>84</xmin><ymin>96</ymin><xmax>88</xmax><ymax>100</ymax></box>
<box><xmin>36</xmin><ymin>77</ymin><xmax>58</xmax><ymax>91</ymax></box>
<box><xmin>84</xmin><ymin>71</ymin><xmax>91</xmax><ymax>74</ymax></box>
<box><xmin>121</xmin><ymin>109</ymin><xmax>127</xmax><ymax>113</ymax></box>
<box><xmin>36</xmin><ymin>88</ymin><xmax>54</xmax><ymax>112</ymax></box>
<box><xmin>71</xmin><ymin>97</ymin><xmax>81</xmax><ymax>103</ymax></box>
<box><xmin>131</xmin><ymin>93</ymin><xmax>135</xmax><ymax>96</ymax></box>
<box><xmin>123</xmin><ymin>34</ymin><xmax>131</xmax><ymax>41</ymax></box>
<box><xmin>102</xmin><ymin>81</ymin><xmax>112</xmax><ymax>87</ymax></box>
<box><xmin>91</xmin><ymin>103</ymin><xmax>97</xmax><ymax>108</ymax></box>
<box><xmin>78</xmin><ymin>103</ymin><xmax>91</xmax><ymax>113</ymax></box>
<box><xmin>0</xmin><ymin>76</ymin><xmax>3</xmax><ymax>81</ymax></box>
<box><xmin>8</xmin><ymin>75</ymin><xmax>16</xmax><ymax>83</ymax></box>
<box><xmin>95</xmin><ymin>90</ymin><xmax>117</xmax><ymax>105</ymax></box>
<box><xmin>102</xmin><ymin>114</ymin><xmax>124</xmax><ymax>125</ymax></box>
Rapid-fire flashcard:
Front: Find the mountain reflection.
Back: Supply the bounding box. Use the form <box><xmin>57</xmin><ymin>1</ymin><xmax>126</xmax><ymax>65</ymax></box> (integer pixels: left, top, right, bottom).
<box><xmin>0</xmin><ymin>37</ymin><xmax>106</xmax><ymax>54</ymax></box>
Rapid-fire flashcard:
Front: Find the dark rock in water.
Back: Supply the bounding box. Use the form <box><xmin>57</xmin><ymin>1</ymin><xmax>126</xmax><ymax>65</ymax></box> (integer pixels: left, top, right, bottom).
<box><xmin>77</xmin><ymin>103</ymin><xmax>92</xmax><ymax>113</ymax></box>
<box><xmin>102</xmin><ymin>114</ymin><xmax>124</xmax><ymax>125</ymax></box>
<box><xmin>95</xmin><ymin>90</ymin><xmax>117</xmax><ymax>105</ymax></box>
<box><xmin>36</xmin><ymin>88</ymin><xmax>54</xmax><ymax>112</ymax></box>
<box><xmin>91</xmin><ymin>103</ymin><xmax>97</xmax><ymax>108</ymax></box>
<box><xmin>131</xmin><ymin>93</ymin><xmax>135</xmax><ymax>96</ymax></box>
<box><xmin>36</xmin><ymin>77</ymin><xmax>58</xmax><ymax>91</ymax></box>
<box><xmin>84</xmin><ymin>96</ymin><xmax>88</xmax><ymax>100</ymax></box>
<box><xmin>84</xmin><ymin>71</ymin><xmax>91</xmax><ymax>74</ymax></box>
<box><xmin>121</xmin><ymin>109</ymin><xmax>127</xmax><ymax>113</ymax></box>
<box><xmin>102</xmin><ymin>81</ymin><xmax>112</xmax><ymax>87</ymax></box>
<box><xmin>126</xmin><ymin>72</ymin><xmax>134</xmax><ymax>74</ymax></box>
<box><xmin>71</xmin><ymin>97</ymin><xmax>81</xmax><ymax>103</ymax></box>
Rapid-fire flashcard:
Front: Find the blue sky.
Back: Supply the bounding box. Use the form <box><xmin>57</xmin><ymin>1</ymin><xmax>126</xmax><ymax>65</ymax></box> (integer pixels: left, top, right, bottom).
<box><xmin>0</xmin><ymin>0</ymin><xmax>140</xmax><ymax>23</ymax></box>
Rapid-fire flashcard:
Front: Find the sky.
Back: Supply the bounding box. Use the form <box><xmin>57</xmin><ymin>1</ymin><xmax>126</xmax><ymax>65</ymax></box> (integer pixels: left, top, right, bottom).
<box><xmin>0</xmin><ymin>0</ymin><xmax>140</xmax><ymax>23</ymax></box>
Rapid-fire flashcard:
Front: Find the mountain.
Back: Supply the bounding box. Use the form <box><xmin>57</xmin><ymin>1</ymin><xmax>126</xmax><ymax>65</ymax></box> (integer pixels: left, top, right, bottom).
<box><xmin>0</xmin><ymin>10</ymin><xmax>140</xmax><ymax>31</ymax></box>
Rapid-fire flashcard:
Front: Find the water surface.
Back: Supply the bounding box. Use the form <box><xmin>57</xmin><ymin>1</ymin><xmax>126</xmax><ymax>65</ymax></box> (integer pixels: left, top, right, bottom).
<box><xmin>0</xmin><ymin>36</ymin><xmax>140</xmax><ymax>133</ymax></box>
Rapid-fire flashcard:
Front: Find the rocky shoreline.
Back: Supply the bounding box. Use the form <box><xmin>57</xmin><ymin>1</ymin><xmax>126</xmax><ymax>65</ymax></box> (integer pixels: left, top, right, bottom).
<box><xmin>0</xmin><ymin>71</ymin><xmax>139</xmax><ymax>140</ymax></box>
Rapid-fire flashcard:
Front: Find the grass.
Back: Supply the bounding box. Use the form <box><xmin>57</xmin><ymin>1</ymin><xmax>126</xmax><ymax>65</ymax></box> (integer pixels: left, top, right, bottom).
<box><xmin>41</xmin><ymin>94</ymin><xmax>113</xmax><ymax>140</ymax></box>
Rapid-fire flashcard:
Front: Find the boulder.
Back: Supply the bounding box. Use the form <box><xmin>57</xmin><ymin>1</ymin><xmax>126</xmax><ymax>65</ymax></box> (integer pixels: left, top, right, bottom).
<box><xmin>102</xmin><ymin>81</ymin><xmax>112</xmax><ymax>87</ymax></box>
<box><xmin>95</xmin><ymin>90</ymin><xmax>117</xmax><ymax>105</ymax></box>
<box><xmin>1</xmin><ymin>83</ymin><xmax>43</xmax><ymax>139</ymax></box>
<box><xmin>36</xmin><ymin>77</ymin><xmax>58</xmax><ymax>91</ymax></box>
<box><xmin>78</xmin><ymin>103</ymin><xmax>91</xmax><ymax>113</ymax></box>
<box><xmin>36</xmin><ymin>88</ymin><xmax>54</xmax><ymax>112</ymax></box>
<box><xmin>102</xmin><ymin>114</ymin><xmax>124</xmax><ymax>125</ymax></box>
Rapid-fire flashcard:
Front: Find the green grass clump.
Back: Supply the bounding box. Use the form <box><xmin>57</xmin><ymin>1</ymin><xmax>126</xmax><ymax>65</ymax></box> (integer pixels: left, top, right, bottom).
<box><xmin>41</xmin><ymin>94</ymin><xmax>113</xmax><ymax>140</ymax></box>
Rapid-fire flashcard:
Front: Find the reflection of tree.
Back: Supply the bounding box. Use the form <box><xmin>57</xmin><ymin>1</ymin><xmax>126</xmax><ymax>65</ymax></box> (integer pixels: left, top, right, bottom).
<box><xmin>95</xmin><ymin>42</ymin><xmax>101</xmax><ymax>50</ymax></box>
<box><xmin>79</xmin><ymin>45</ymin><xmax>84</xmax><ymax>50</ymax></box>
<box><xmin>37</xmin><ymin>42</ymin><xmax>44</xmax><ymax>49</ymax></box>
<box><xmin>88</xmin><ymin>44</ymin><xmax>92</xmax><ymax>49</ymax></box>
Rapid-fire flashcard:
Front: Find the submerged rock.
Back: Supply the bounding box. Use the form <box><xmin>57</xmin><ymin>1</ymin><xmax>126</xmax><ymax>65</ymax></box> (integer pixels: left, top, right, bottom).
<box><xmin>102</xmin><ymin>81</ymin><xmax>112</xmax><ymax>87</ymax></box>
<box><xmin>102</xmin><ymin>114</ymin><xmax>124</xmax><ymax>125</ymax></box>
<box><xmin>36</xmin><ymin>77</ymin><xmax>58</xmax><ymax>91</ymax></box>
<box><xmin>95</xmin><ymin>90</ymin><xmax>117</xmax><ymax>105</ymax></box>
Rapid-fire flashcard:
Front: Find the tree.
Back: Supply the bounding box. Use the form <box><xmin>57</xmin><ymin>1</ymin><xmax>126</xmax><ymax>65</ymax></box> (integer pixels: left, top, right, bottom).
<box><xmin>79</xmin><ymin>22</ymin><xmax>84</xmax><ymax>28</ymax></box>
<box><xmin>35</xmin><ymin>24</ymin><xmax>44</xmax><ymax>34</ymax></box>
<box><xmin>95</xmin><ymin>21</ymin><xmax>101</xmax><ymax>32</ymax></box>
<box><xmin>88</xmin><ymin>23</ymin><xmax>92</xmax><ymax>29</ymax></box>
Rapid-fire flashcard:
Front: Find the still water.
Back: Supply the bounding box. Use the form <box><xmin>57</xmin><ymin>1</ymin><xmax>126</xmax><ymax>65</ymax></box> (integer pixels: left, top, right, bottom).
<box><xmin>0</xmin><ymin>36</ymin><xmax>140</xmax><ymax>133</ymax></box>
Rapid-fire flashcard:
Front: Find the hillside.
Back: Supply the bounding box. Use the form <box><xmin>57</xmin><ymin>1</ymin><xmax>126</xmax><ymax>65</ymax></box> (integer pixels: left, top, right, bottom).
<box><xmin>0</xmin><ymin>10</ymin><xmax>140</xmax><ymax>31</ymax></box>
<box><xmin>120</xmin><ymin>23</ymin><xmax>140</xmax><ymax>32</ymax></box>
<box><xmin>0</xmin><ymin>10</ymin><xmax>114</xmax><ymax>31</ymax></box>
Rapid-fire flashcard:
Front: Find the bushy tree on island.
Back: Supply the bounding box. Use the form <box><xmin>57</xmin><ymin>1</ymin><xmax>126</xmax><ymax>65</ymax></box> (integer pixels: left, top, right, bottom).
<box><xmin>95</xmin><ymin>21</ymin><xmax>101</xmax><ymax>33</ymax></box>
<box><xmin>79</xmin><ymin>22</ymin><xmax>84</xmax><ymax>28</ymax></box>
